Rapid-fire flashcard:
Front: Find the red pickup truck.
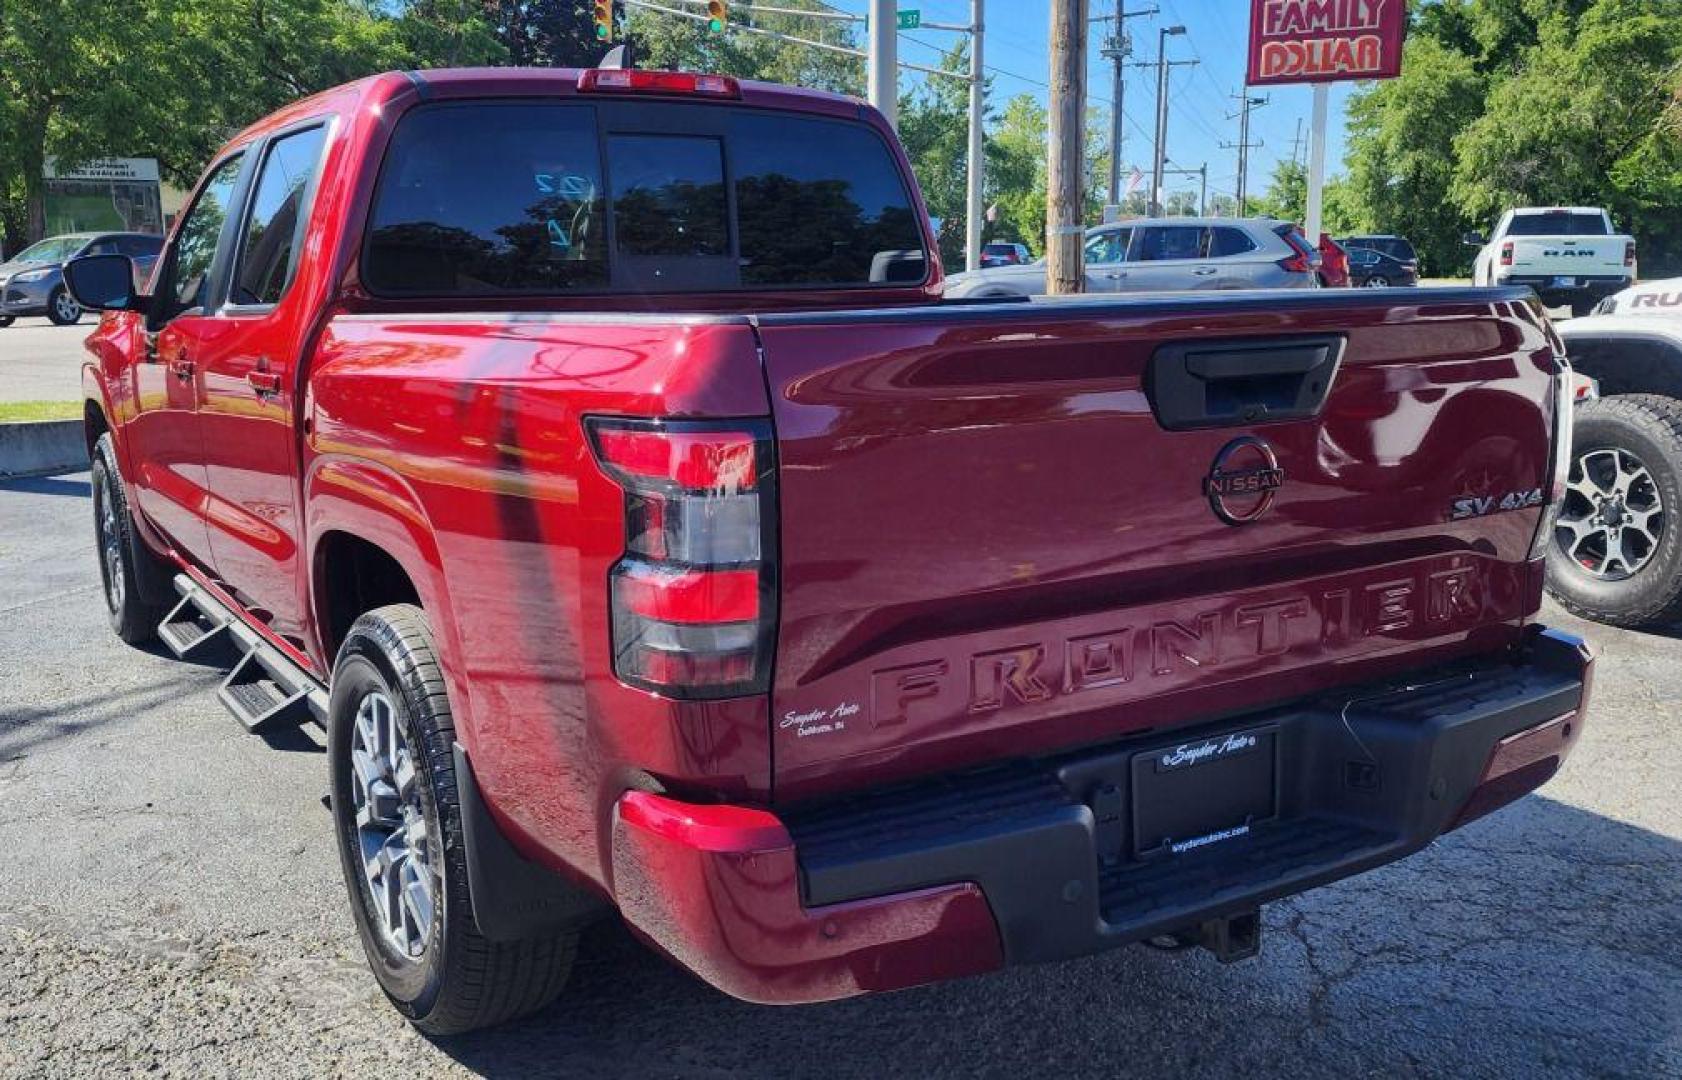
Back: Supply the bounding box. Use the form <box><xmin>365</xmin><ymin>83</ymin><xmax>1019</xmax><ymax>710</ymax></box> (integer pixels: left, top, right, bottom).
<box><xmin>70</xmin><ymin>67</ymin><xmax>1593</xmax><ymax>1035</ymax></box>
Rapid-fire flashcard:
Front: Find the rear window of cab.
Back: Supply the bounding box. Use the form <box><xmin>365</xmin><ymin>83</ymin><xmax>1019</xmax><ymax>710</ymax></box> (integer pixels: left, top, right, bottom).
<box><xmin>362</xmin><ymin>100</ymin><xmax>929</xmax><ymax>296</ymax></box>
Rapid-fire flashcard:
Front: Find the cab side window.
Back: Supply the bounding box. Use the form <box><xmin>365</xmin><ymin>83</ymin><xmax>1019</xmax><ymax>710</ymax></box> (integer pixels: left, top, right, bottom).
<box><xmin>232</xmin><ymin>126</ymin><xmax>327</xmax><ymax>306</ymax></box>
<box><xmin>164</xmin><ymin>154</ymin><xmax>244</xmax><ymax>316</ymax></box>
<box><xmin>1084</xmin><ymin>228</ymin><xmax>1130</xmax><ymax>264</ymax></box>
<box><xmin>1133</xmin><ymin>226</ymin><xmax>1204</xmax><ymax>262</ymax></box>
<box><xmin>1207</xmin><ymin>227</ymin><xmax>1257</xmax><ymax>258</ymax></box>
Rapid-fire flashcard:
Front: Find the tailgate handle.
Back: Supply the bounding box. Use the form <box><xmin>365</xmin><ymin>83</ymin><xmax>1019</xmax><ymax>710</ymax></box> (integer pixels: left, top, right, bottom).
<box><xmin>1147</xmin><ymin>334</ymin><xmax>1345</xmax><ymax>431</ymax></box>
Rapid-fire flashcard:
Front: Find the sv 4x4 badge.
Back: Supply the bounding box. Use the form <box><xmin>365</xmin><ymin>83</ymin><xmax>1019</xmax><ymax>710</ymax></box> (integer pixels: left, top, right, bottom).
<box><xmin>1450</xmin><ymin>488</ymin><xmax>1544</xmax><ymax>520</ymax></box>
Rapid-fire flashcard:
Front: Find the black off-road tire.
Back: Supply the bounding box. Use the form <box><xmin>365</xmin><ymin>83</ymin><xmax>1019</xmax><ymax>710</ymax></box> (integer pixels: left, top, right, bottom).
<box><xmin>1570</xmin><ymin>299</ymin><xmax>1595</xmax><ymax>319</ymax></box>
<box><xmin>328</xmin><ymin>604</ymin><xmax>577</xmax><ymax>1035</ymax></box>
<box><xmin>91</xmin><ymin>433</ymin><xmax>169</xmax><ymax>644</ymax></box>
<box><xmin>1545</xmin><ymin>395</ymin><xmax>1682</xmax><ymax>628</ymax></box>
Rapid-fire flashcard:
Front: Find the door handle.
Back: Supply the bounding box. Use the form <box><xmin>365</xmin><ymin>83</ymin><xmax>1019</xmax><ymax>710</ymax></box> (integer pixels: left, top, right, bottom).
<box><xmin>1103</xmin><ymin>271</ymin><xmax>1126</xmax><ymax>280</ymax></box>
<box><xmin>169</xmin><ymin>358</ymin><xmax>194</xmax><ymax>382</ymax></box>
<box><xmin>247</xmin><ymin>370</ymin><xmax>283</xmax><ymax>396</ymax></box>
<box><xmin>1192</xmin><ymin>267</ymin><xmax>1218</xmax><ymax>276</ymax></box>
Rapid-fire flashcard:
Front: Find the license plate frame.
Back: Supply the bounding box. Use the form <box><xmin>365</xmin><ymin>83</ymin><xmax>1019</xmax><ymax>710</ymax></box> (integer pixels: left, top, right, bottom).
<box><xmin>1551</xmin><ymin>275</ymin><xmax>1577</xmax><ymax>289</ymax></box>
<box><xmin>1131</xmin><ymin>725</ymin><xmax>1280</xmax><ymax>859</ymax></box>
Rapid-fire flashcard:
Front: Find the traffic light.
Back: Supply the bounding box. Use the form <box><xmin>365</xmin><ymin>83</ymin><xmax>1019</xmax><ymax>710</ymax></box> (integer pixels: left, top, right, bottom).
<box><xmin>706</xmin><ymin>1</ymin><xmax>727</xmax><ymax>33</ymax></box>
<box><xmin>593</xmin><ymin>0</ymin><xmax>613</xmax><ymax>42</ymax></box>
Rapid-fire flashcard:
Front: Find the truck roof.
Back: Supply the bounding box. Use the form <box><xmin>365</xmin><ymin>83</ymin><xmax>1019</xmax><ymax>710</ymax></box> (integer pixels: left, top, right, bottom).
<box><xmin>1509</xmin><ymin>206</ymin><xmax>1607</xmax><ymax>215</ymax></box>
<box><xmin>224</xmin><ymin>66</ymin><xmax>872</xmax><ymax>168</ymax></box>
<box><xmin>412</xmin><ymin>66</ymin><xmax>864</xmax><ymax>115</ymax></box>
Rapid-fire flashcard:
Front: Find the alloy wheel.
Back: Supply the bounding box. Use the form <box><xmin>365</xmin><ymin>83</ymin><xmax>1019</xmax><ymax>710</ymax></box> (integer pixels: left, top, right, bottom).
<box><xmin>95</xmin><ymin>474</ymin><xmax>124</xmax><ymax>613</ymax></box>
<box><xmin>1554</xmin><ymin>447</ymin><xmax>1665</xmax><ymax>580</ymax></box>
<box><xmin>1363</xmin><ymin>276</ymin><xmax>1388</xmax><ymax>288</ymax></box>
<box><xmin>349</xmin><ymin>690</ymin><xmax>439</xmax><ymax>960</ymax></box>
<box><xmin>54</xmin><ymin>291</ymin><xmax>80</xmax><ymax>323</ymax></box>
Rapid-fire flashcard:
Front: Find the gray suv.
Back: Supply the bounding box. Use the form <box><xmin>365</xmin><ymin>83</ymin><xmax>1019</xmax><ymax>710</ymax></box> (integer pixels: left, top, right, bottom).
<box><xmin>0</xmin><ymin>232</ymin><xmax>163</xmax><ymax>326</ymax></box>
<box><xmin>944</xmin><ymin>218</ymin><xmax>1319</xmax><ymax>299</ymax></box>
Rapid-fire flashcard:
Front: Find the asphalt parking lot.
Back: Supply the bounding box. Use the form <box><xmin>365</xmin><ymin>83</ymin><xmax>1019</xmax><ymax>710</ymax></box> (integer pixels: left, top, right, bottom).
<box><xmin>2</xmin><ymin>470</ymin><xmax>1680</xmax><ymax>1079</ymax></box>
<box><xmin>0</xmin><ymin>321</ymin><xmax>90</xmax><ymax>404</ymax></box>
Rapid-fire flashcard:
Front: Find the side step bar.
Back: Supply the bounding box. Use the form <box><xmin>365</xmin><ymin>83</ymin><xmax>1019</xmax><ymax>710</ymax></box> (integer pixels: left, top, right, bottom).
<box><xmin>160</xmin><ymin>574</ymin><xmax>328</xmax><ymax>734</ymax></box>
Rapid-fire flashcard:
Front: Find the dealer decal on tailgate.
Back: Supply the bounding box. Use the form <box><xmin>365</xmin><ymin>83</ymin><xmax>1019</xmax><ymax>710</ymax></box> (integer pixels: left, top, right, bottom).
<box><xmin>1155</xmin><ymin>729</ymin><xmax>1264</xmax><ymax>773</ymax></box>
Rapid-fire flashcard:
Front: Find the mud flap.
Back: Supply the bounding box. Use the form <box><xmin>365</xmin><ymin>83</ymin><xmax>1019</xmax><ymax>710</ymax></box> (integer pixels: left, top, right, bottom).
<box><xmin>453</xmin><ymin>742</ymin><xmax>610</xmax><ymax>941</ymax></box>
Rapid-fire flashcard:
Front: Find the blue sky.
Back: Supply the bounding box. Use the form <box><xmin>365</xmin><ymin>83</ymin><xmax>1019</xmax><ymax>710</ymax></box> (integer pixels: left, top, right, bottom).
<box><xmin>824</xmin><ymin>0</ymin><xmax>1358</xmax><ymax>206</ymax></box>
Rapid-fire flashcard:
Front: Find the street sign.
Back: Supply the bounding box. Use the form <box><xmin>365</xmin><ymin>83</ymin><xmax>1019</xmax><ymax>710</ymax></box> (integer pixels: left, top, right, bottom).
<box><xmin>897</xmin><ymin>10</ymin><xmax>920</xmax><ymax>29</ymax></box>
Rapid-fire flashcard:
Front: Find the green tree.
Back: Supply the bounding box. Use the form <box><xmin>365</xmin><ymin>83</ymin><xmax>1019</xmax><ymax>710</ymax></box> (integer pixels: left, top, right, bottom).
<box><xmin>0</xmin><ymin>0</ymin><xmax>492</xmax><ymax>251</ymax></box>
<box><xmin>1255</xmin><ymin>158</ymin><xmax>1307</xmax><ymax>224</ymax></box>
<box><xmin>1340</xmin><ymin>33</ymin><xmax>1487</xmax><ymax>274</ymax></box>
<box><xmin>896</xmin><ymin>46</ymin><xmax>978</xmax><ymax>268</ymax></box>
<box><xmin>624</xmin><ymin>1</ymin><xmax>861</xmax><ymax>95</ymax></box>
<box><xmin>987</xmin><ymin>94</ymin><xmax>1046</xmax><ymax>253</ymax></box>
<box><xmin>1451</xmin><ymin>0</ymin><xmax>1682</xmax><ymax>272</ymax></box>
<box><xmin>475</xmin><ymin>0</ymin><xmax>598</xmax><ymax>67</ymax></box>
<box><xmin>1336</xmin><ymin>0</ymin><xmax>1682</xmax><ymax>277</ymax></box>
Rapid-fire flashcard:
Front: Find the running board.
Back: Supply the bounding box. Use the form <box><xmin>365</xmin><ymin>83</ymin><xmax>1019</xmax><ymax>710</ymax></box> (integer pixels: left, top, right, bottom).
<box><xmin>161</xmin><ymin>574</ymin><xmax>328</xmax><ymax>734</ymax></box>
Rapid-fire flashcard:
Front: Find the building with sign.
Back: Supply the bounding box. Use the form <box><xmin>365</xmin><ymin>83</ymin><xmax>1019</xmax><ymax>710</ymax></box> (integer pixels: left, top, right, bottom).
<box><xmin>42</xmin><ymin>157</ymin><xmax>165</xmax><ymax>236</ymax></box>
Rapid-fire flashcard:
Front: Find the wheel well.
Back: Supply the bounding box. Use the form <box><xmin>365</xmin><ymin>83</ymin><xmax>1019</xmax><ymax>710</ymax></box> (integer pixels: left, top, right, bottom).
<box><xmin>84</xmin><ymin>400</ymin><xmax>108</xmax><ymax>460</ymax></box>
<box><xmin>315</xmin><ymin>531</ymin><xmax>421</xmax><ymax>662</ymax></box>
<box><xmin>1568</xmin><ymin>337</ymin><xmax>1682</xmax><ymax>400</ymax></box>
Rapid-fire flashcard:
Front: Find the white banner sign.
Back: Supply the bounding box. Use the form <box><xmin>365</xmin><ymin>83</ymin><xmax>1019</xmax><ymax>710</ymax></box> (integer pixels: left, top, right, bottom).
<box><xmin>44</xmin><ymin>157</ymin><xmax>161</xmax><ymax>183</ymax></box>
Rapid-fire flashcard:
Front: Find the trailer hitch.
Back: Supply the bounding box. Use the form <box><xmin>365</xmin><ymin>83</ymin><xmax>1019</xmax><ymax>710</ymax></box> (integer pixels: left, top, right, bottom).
<box><xmin>1147</xmin><ymin>908</ymin><xmax>1263</xmax><ymax>963</ymax></box>
<box><xmin>1196</xmin><ymin>909</ymin><xmax>1262</xmax><ymax>963</ymax></box>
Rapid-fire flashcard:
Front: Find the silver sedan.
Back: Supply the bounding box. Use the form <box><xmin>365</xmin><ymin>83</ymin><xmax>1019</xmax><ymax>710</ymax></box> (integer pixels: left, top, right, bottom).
<box><xmin>945</xmin><ymin>217</ymin><xmax>1320</xmax><ymax>299</ymax></box>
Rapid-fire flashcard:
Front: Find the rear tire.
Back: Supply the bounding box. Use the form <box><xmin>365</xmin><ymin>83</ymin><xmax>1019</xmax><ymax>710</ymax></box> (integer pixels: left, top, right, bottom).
<box><xmin>1363</xmin><ymin>275</ymin><xmax>1389</xmax><ymax>288</ymax></box>
<box><xmin>1570</xmin><ymin>300</ymin><xmax>1594</xmax><ymax>319</ymax></box>
<box><xmin>0</xmin><ymin>315</ymin><xmax>14</xmax><ymax>328</ymax></box>
<box><xmin>328</xmin><ymin>604</ymin><xmax>577</xmax><ymax>1035</ymax></box>
<box><xmin>1545</xmin><ymin>395</ymin><xmax>1682</xmax><ymax>628</ymax></box>
<box><xmin>91</xmin><ymin>433</ymin><xmax>168</xmax><ymax>644</ymax></box>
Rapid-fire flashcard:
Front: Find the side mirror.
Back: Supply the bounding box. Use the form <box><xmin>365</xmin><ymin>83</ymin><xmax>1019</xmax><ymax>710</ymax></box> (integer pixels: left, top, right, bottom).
<box><xmin>1461</xmin><ymin>231</ymin><xmax>1485</xmax><ymax>247</ymax></box>
<box><xmin>64</xmin><ymin>254</ymin><xmax>139</xmax><ymax>312</ymax></box>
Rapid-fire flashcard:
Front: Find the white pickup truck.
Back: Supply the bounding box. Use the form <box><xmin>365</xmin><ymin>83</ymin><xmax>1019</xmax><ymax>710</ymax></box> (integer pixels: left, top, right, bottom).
<box><xmin>1467</xmin><ymin>207</ymin><xmax>1636</xmax><ymax>317</ymax></box>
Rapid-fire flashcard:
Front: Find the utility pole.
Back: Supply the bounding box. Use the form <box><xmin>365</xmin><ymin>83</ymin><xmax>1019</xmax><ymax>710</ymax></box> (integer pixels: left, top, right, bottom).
<box><xmin>1305</xmin><ymin>83</ymin><xmax>1329</xmax><ymax>239</ymax></box>
<box><xmin>964</xmin><ymin>0</ymin><xmax>986</xmax><ymax>272</ymax></box>
<box><xmin>1098</xmin><ymin>2</ymin><xmax>1157</xmax><ymax>208</ymax></box>
<box><xmin>868</xmin><ymin>0</ymin><xmax>897</xmax><ymax>129</ymax></box>
<box><xmin>1224</xmin><ymin>91</ymin><xmax>1266</xmax><ymax>217</ymax></box>
<box><xmin>1147</xmin><ymin>25</ymin><xmax>1190</xmax><ymax>217</ymax></box>
<box><xmin>1047</xmin><ymin>0</ymin><xmax>1089</xmax><ymax>295</ymax></box>
<box><xmin>1288</xmin><ymin>118</ymin><xmax>1304</xmax><ymax>166</ymax></box>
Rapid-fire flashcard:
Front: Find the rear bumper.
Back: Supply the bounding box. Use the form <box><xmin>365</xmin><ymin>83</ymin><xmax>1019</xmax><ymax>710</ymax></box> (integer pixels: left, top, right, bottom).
<box><xmin>610</xmin><ymin>627</ymin><xmax>1592</xmax><ymax>1003</ymax></box>
<box><xmin>1500</xmin><ymin>274</ymin><xmax>1631</xmax><ymax>305</ymax></box>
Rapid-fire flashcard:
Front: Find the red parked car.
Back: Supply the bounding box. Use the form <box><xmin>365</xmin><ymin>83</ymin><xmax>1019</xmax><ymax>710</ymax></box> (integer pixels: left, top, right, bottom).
<box><xmin>1318</xmin><ymin>232</ymin><xmax>1351</xmax><ymax>288</ymax></box>
<box><xmin>68</xmin><ymin>67</ymin><xmax>1591</xmax><ymax>1034</ymax></box>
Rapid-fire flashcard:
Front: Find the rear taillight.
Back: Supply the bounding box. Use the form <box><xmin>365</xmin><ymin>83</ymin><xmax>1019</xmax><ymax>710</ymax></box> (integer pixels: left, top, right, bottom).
<box><xmin>578</xmin><ymin>69</ymin><xmax>741</xmax><ymax>98</ymax></box>
<box><xmin>1531</xmin><ymin>355</ymin><xmax>1575</xmax><ymax>560</ymax></box>
<box><xmin>588</xmin><ymin>417</ymin><xmax>774</xmax><ymax>699</ymax></box>
<box><xmin>1500</xmin><ymin>242</ymin><xmax>1514</xmax><ymax>267</ymax></box>
<box><xmin>1277</xmin><ymin>232</ymin><xmax>1314</xmax><ymax>273</ymax></box>
<box><xmin>1624</xmin><ymin>241</ymin><xmax>1636</xmax><ymax>268</ymax></box>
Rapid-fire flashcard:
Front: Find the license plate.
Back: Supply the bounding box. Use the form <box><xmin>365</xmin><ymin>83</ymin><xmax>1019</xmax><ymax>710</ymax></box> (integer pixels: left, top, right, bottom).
<box><xmin>1131</xmin><ymin>726</ymin><xmax>1278</xmax><ymax>857</ymax></box>
<box><xmin>1551</xmin><ymin>275</ymin><xmax>1576</xmax><ymax>289</ymax></box>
